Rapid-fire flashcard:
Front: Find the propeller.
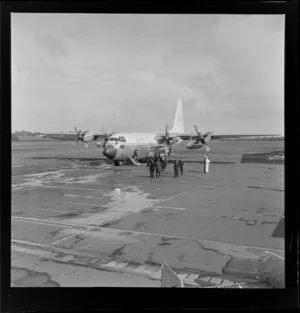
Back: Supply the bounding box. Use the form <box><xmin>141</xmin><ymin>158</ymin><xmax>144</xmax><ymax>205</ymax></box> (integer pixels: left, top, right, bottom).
<box><xmin>97</xmin><ymin>129</ymin><xmax>115</xmax><ymax>148</ymax></box>
<box><xmin>193</xmin><ymin>125</ymin><xmax>214</xmax><ymax>149</ymax></box>
<box><xmin>74</xmin><ymin>126</ymin><xmax>89</xmax><ymax>145</ymax></box>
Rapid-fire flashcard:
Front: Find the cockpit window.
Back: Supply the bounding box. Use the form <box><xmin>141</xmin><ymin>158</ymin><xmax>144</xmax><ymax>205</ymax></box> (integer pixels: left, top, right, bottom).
<box><xmin>119</xmin><ymin>136</ymin><xmax>126</xmax><ymax>142</ymax></box>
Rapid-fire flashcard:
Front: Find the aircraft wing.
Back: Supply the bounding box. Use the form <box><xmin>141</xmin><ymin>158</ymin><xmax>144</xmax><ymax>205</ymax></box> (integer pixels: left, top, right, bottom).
<box><xmin>41</xmin><ymin>133</ymin><xmax>106</xmax><ymax>141</ymax></box>
<box><xmin>157</xmin><ymin>133</ymin><xmax>281</xmax><ymax>141</ymax></box>
<box><xmin>40</xmin><ymin>133</ymin><xmax>77</xmax><ymax>140</ymax></box>
<box><xmin>89</xmin><ymin>134</ymin><xmax>107</xmax><ymax>141</ymax></box>
<box><xmin>210</xmin><ymin>134</ymin><xmax>281</xmax><ymax>140</ymax></box>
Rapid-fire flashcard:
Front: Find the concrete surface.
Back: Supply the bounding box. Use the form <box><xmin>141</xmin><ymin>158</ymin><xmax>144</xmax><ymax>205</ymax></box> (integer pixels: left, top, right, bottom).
<box><xmin>11</xmin><ymin>140</ymin><xmax>284</xmax><ymax>287</ymax></box>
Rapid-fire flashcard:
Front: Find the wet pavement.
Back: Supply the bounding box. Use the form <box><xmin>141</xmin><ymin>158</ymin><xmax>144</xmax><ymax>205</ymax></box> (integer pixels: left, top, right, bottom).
<box><xmin>11</xmin><ymin>140</ymin><xmax>284</xmax><ymax>286</ymax></box>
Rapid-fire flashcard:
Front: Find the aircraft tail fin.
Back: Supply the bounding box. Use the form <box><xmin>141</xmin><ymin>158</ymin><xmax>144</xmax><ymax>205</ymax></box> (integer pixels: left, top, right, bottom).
<box><xmin>169</xmin><ymin>99</ymin><xmax>184</xmax><ymax>134</ymax></box>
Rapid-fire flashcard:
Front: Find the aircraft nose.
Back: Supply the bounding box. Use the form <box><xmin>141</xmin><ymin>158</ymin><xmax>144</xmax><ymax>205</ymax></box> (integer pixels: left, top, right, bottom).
<box><xmin>103</xmin><ymin>145</ymin><xmax>117</xmax><ymax>160</ymax></box>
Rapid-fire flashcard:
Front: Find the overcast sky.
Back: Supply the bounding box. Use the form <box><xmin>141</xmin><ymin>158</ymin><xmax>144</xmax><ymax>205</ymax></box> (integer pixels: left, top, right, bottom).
<box><xmin>12</xmin><ymin>14</ymin><xmax>284</xmax><ymax>134</ymax></box>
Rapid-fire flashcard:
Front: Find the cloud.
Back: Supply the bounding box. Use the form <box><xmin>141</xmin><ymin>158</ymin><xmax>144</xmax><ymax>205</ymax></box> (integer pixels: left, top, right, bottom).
<box><xmin>170</xmin><ymin>15</ymin><xmax>284</xmax><ymax>125</ymax></box>
<box><xmin>35</xmin><ymin>35</ymin><xmax>68</xmax><ymax>57</ymax></box>
<box><xmin>130</xmin><ymin>70</ymin><xmax>155</xmax><ymax>82</ymax></box>
<box><xmin>11</xmin><ymin>14</ymin><xmax>284</xmax><ymax>134</ymax></box>
<box><xmin>180</xmin><ymin>73</ymin><xmax>215</xmax><ymax>92</ymax></box>
<box><xmin>103</xmin><ymin>73</ymin><xmax>115</xmax><ymax>79</ymax></box>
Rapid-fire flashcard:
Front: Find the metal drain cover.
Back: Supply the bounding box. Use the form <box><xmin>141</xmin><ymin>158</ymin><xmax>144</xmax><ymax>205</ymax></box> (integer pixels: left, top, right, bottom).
<box><xmin>206</xmin><ymin>281</ymin><xmax>273</xmax><ymax>288</ymax></box>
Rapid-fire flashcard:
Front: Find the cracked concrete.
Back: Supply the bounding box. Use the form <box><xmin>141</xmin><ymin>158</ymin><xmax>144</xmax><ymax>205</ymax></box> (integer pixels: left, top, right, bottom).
<box><xmin>12</xmin><ymin>140</ymin><xmax>284</xmax><ymax>286</ymax></box>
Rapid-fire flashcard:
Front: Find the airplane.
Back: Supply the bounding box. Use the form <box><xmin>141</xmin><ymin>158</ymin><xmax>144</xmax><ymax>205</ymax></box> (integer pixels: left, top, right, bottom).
<box><xmin>96</xmin><ymin>99</ymin><xmax>186</xmax><ymax>165</ymax></box>
<box><xmin>41</xmin><ymin>99</ymin><xmax>281</xmax><ymax>166</ymax></box>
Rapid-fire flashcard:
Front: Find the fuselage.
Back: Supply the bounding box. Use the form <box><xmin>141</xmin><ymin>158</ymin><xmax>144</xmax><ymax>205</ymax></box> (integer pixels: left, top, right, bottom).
<box><xmin>102</xmin><ymin>132</ymin><xmax>164</xmax><ymax>163</ymax></box>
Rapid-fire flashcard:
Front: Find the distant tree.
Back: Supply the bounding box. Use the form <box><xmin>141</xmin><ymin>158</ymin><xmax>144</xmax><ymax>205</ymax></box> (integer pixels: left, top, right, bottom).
<box><xmin>11</xmin><ymin>133</ymin><xmax>19</xmax><ymax>141</ymax></box>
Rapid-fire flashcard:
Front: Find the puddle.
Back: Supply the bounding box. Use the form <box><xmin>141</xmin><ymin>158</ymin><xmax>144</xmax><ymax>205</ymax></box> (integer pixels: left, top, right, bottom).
<box><xmin>241</xmin><ymin>151</ymin><xmax>284</xmax><ymax>164</ymax></box>
<box><xmin>12</xmin><ymin>171</ymin><xmax>67</xmax><ymax>189</ymax></box>
<box><xmin>118</xmin><ymin>231</ymin><xmax>133</xmax><ymax>236</ymax></box>
<box><xmin>158</xmin><ymin>242</ymin><xmax>171</xmax><ymax>246</ymax></box>
<box><xmin>101</xmin><ymin>219</ymin><xmax>123</xmax><ymax>227</ymax></box>
<box><xmin>230</xmin><ymin>216</ymin><xmax>258</xmax><ymax>226</ymax></box>
<box><xmin>134</xmin><ymin>221</ymin><xmax>147</xmax><ymax>229</ymax></box>
<box><xmin>11</xmin><ymin>266</ymin><xmax>60</xmax><ymax>287</ymax></box>
<box><xmin>161</xmin><ymin>237</ymin><xmax>177</xmax><ymax>242</ymax></box>
<box><xmin>247</xmin><ymin>186</ymin><xmax>284</xmax><ymax>192</ymax></box>
<box><xmin>13</xmin><ymin>170</ymin><xmax>112</xmax><ymax>189</ymax></box>
<box><xmin>178</xmin><ymin>253</ymin><xmax>186</xmax><ymax>261</ymax></box>
<box><xmin>109</xmin><ymin>244</ymin><xmax>127</xmax><ymax>258</ymax></box>
<box><xmin>101</xmin><ymin>186</ymin><xmax>159</xmax><ymax>214</ymax></box>
<box><xmin>57</xmin><ymin>212</ymin><xmax>82</xmax><ymax>218</ymax></box>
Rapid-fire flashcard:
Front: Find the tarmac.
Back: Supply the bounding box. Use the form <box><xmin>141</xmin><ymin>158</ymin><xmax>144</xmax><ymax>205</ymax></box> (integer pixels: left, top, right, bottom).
<box><xmin>11</xmin><ymin>140</ymin><xmax>284</xmax><ymax>287</ymax></box>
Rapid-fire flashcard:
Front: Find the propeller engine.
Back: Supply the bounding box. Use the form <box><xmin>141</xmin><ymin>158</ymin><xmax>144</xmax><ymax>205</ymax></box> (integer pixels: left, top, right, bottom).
<box><xmin>193</xmin><ymin>125</ymin><xmax>214</xmax><ymax>151</ymax></box>
<box><xmin>74</xmin><ymin>126</ymin><xmax>89</xmax><ymax>148</ymax></box>
<box><xmin>157</xmin><ymin>124</ymin><xmax>181</xmax><ymax>155</ymax></box>
<box><xmin>97</xmin><ymin>129</ymin><xmax>115</xmax><ymax>148</ymax></box>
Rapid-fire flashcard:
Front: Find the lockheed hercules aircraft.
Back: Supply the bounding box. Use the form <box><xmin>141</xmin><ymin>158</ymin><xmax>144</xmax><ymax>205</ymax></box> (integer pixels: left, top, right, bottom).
<box><xmin>73</xmin><ymin>99</ymin><xmax>186</xmax><ymax>165</ymax></box>
<box><xmin>43</xmin><ymin>99</ymin><xmax>280</xmax><ymax>166</ymax></box>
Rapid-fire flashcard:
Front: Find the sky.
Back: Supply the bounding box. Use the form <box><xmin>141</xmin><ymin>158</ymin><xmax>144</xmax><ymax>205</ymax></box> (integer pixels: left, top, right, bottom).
<box><xmin>11</xmin><ymin>14</ymin><xmax>284</xmax><ymax>134</ymax></box>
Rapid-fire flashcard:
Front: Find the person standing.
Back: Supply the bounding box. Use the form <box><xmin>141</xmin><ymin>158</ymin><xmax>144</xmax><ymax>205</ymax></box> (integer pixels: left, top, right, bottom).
<box><xmin>161</xmin><ymin>154</ymin><xmax>167</xmax><ymax>171</ymax></box>
<box><xmin>155</xmin><ymin>156</ymin><xmax>162</xmax><ymax>178</ymax></box>
<box><xmin>204</xmin><ymin>155</ymin><xmax>210</xmax><ymax>173</ymax></box>
<box><xmin>165</xmin><ymin>154</ymin><xmax>168</xmax><ymax>170</ymax></box>
<box><xmin>173</xmin><ymin>157</ymin><xmax>179</xmax><ymax>178</ymax></box>
<box><xmin>147</xmin><ymin>154</ymin><xmax>154</xmax><ymax>178</ymax></box>
<box><xmin>159</xmin><ymin>154</ymin><xmax>164</xmax><ymax>171</ymax></box>
<box><xmin>178</xmin><ymin>157</ymin><xmax>184</xmax><ymax>176</ymax></box>
<box><xmin>132</xmin><ymin>149</ymin><xmax>138</xmax><ymax>162</ymax></box>
<box><xmin>149</xmin><ymin>158</ymin><xmax>155</xmax><ymax>178</ymax></box>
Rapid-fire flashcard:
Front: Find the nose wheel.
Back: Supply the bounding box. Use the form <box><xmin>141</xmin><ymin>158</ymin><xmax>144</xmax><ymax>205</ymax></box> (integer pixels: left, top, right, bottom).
<box><xmin>114</xmin><ymin>161</ymin><xmax>123</xmax><ymax>166</ymax></box>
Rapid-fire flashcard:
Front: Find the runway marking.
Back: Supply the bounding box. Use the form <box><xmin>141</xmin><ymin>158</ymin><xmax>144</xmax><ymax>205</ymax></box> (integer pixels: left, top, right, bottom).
<box><xmin>35</xmin><ymin>208</ymin><xmax>96</xmax><ymax>215</ymax></box>
<box><xmin>12</xmin><ymin>165</ymin><xmax>24</xmax><ymax>168</ymax></box>
<box><xmin>95</xmin><ymin>227</ymin><xmax>285</xmax><ymax>254</ymax></box>
<box><xmin>64</xmin><ymin>194</ymin><xmax>103</xmax><ymax>199</ymax></box>
<box><xmin>36</xmin><ymin>185</ymin><xmax>97</xmax><ymax>191</ymax></box>
<box><xmin>12</xmin><ymin>216</ymin><xmax>88</xmax><ymax>229</ymax></box>
<box><xmin>264</xmin><ymin>251</ymin><xmax>285</xmax><ymax>259</ymax></box>
<box><xmin>12</xmin><ymin>215</ymin><xmax>285</xmax><ymax>253</ymax></box>
<box><xmin>12</xmin><ymin>187</ymin><xmax>35</xmax><ymax>192</ymax></box>
<box><xmin>50</xmin><ymin>229</ymin><xmax>93</xmax><ymax>246</ymax></box>
<box><xmin>155</xmin><ymin>206</ymin><xmax>187</xmax><ymax>211</ymax></box>
<box><xmin>154</xmin><ymin>192</ymin><xmax>187</xmax><ymax>205</ymax></box>
<box><xmin>12</xmin><ymin>169</ymin><xmax>74</xmax><ymax>178</ymax></box>
<box><xmin>12</xmin><ymin>217</ymin><xmax>72</xmax><ymax>228</ymax></box>
<box><xmin>11</xmin><ymin>239</ymin><xmax>50</xmax><ymax>248</ymax></box>
<box><xmin>11</xmin><ymin>217</ymin><xmax>285</xmax><ymax>254</ymax></box>
<box><xmin>64</xmin><ymin>201</ymin><xmax>103</xmax><ymax>207</ymax></box>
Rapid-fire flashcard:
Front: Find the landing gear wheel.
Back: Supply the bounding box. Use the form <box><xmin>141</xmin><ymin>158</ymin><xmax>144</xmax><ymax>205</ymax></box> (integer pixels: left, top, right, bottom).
<box><xmin>114</xmin><ymin>161</ymin><xmax>122</xmax><ymax>166</ymax></box>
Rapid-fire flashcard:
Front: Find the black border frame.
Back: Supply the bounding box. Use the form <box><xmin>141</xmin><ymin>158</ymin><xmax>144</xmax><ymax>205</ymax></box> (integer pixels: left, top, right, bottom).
<box><xmin>1</xmin><ymin>1</ymin><xmax>298</xmax><ymax>311</ymax></box>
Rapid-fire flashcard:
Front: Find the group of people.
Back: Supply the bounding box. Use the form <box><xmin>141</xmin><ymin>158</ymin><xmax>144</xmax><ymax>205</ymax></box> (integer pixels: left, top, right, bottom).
<box><xmin>173</xmin><ymin>157</ymin><xmax>184</xmax><ymax>177</ymax></box>
<box><xmin>146</xmin><ymin>152</ymin><xmax>168</xmax><ymax>178</ymax></box>
<box><xmin>146</xmin><ymin>152</ymin><xmax>210</xmax><ymax>178</ymax></box>
<box><xmin>146</xmin><ymin>152</ymin><xmax>185</xmax><ymax>178</ymax></box>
